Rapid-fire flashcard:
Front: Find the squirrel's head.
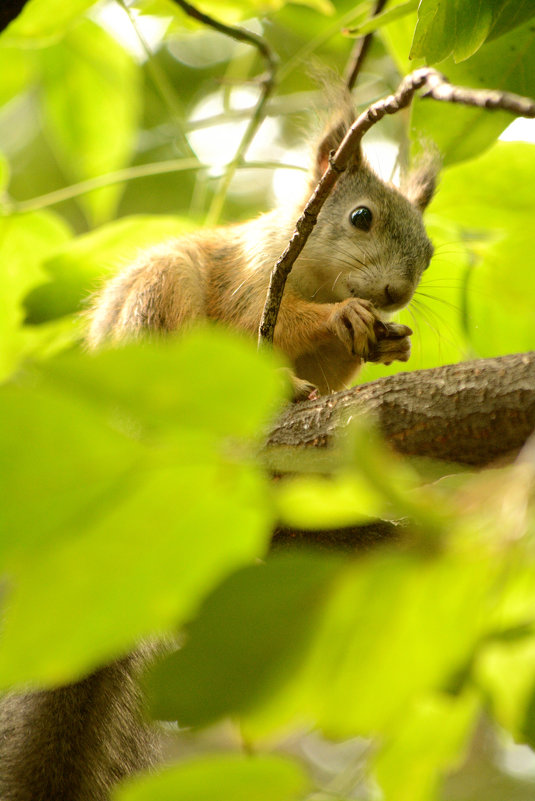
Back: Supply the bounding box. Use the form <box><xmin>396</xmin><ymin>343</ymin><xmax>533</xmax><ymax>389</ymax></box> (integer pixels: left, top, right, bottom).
<box><xmin>292</xmin><ymin>109</ymin><xmax>438</xmax><ymax>313</ymax></box>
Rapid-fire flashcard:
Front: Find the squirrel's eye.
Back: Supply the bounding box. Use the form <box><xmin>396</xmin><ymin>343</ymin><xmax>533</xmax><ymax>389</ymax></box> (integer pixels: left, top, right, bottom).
<box><xmin>349</xmin><ymin>206</ymin><xmax>373</xmax><ymax>232</ymax></box>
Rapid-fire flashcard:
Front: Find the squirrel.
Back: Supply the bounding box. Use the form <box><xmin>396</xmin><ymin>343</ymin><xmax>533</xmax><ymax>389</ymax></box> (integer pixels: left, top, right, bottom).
<box><xmin>0</xmin><ymin>112</ymin><xmax>437</xmax><ymax>801</ymax></box>
<box><xmin>87</xmin><ymin>112</ymin><xmax>436</xmax><ymax>397</ymax></box>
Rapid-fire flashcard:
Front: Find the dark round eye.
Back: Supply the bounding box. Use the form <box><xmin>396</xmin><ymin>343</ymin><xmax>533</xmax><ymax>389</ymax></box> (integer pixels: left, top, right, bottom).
<box><xmin>349</xmin><ymin>206</ymin><xmax>373</xmax><ymax>231</ymax></box>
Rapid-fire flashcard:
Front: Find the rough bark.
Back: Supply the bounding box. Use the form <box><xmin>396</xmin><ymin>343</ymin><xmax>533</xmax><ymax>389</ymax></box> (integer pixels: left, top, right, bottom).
<box><xmin>267</xmin><ymin>352</ymin><xmax>535</xmax><ymax>467</ymax></box>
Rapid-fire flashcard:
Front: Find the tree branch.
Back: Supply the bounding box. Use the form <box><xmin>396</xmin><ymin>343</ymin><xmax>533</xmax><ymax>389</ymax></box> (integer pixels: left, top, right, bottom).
<box><xmin>257</xmin><ymin>68</ymin><xmax>535</xmax><ymax>349</ymax></box>
<box><xmin>172</xmin><ymin>0</ymin><xmax>278</xmax><ymax>225</ymax></box>
<box><xmin>266</xmin><ymin>352</ymin><xmax>535</xmax><ymax>467</ymax></box>
<box><xmin>344</xmin><ymin>0</ymin><xmax>388</xmax><ymax>91</ymax></box>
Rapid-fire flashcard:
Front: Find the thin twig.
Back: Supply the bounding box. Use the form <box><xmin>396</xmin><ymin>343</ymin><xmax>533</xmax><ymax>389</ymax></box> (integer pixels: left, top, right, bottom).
<box><xmin>257</xmin><ymin>67</ymin><xmax>535</xmax><ymax>348</ymax></box>
<box><xmin>116</xmin><ymin>0</ymin><xmax>197</xmax><ymax>161</ymax></box>
<box><xmin>345</xmin><ymin>0</ymin><xmax>388</xmax><ymax>91</ymax></box>
<box><xmin>172</xmin><ymin>0</ymin><xmax>278</xmax><ymax>225</ymax></box>
<box><xmin>2</xmin><ymin>160</ymin><xmax>306</xmax><ymax>215</ymax></box>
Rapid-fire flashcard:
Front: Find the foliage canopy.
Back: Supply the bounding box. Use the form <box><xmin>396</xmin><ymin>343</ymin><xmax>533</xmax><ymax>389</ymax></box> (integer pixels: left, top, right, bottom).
<box><xmin>2</xmin><ymin>1</ymin><xmax>535</xmax><ymax>800</ymax></box>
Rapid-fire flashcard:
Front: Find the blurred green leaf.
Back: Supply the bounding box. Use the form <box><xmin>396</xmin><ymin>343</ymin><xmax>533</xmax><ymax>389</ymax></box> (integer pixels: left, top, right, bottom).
<box><xmin>147</xmin><ymin>553</ymin><xmax>340</xmax><ymax>726</ymax></box>
<box><xmin>198</xmin><ymin>0</ymin><xmax>335</xmax><ymax>16</ymax></box>
<box><xmin>345</xmin><ymin>1</ymin><xmax>418</xmax><ymax>37</ymax></box>
<box><xmin>39</xmin><ymin>19</ymin><xmax>140</xmax><ymax>223</ymax></box>
<box><xmin>304</xmin><ymin>551</ymin><xmax>495</xmax><ymax>738</ymax></box>
<box><xmin>0</xmin><ymin>458</ymin><xmax>269</xmax><ymax>687</ymax></box>
<box><xmin>115</xmin><ymin>754</ymin><xmax>308</xmax><ymax>801</ymax></box>
<box><xmin>374</xmin><ymin>692</ymin><xmax>478</xmax><ymax>801</ymax></box>
<box><xmin>476</xmin><ymin>637</ymin><xmax>535</xmax><ymax>744</ymax></box>
<box><xmin>0</xmin><ymin>152</ymin><xmax>9</xmax><ymax>191</ymax></box>
<box><xmin>25</xmin><ymin>215</ymin><xmax>197</xmax><ymax>322</ymax></box>
<box><xmin>1</xmin><ymin>0</ymin><xmax>99</xmax><ymax>46</ymax></box>
<box><xmin>44</xmin><ymin>327</ymin><xmax>286</xmax><ymax>439</ymax></box>
<box><xmin>0</xmin><ymin>210</ymin><xmax>71</xmax><ymax>380</ymax></box>
<box><xmin>0</xmin><ymin>46</ymin><xmax>35</xmax><ymax>106</ymax></box>
<box><xmin>275</xmin><ymin>473</ymin><xmax>383</xmax><ymax>529</ymax></box>
<box><xmin>0</xmin><ymin>330</ymin><xmax>284</xmax><ymax>686</ymax></box>
<box><xmin>430</xmin><ymin>142</ymin><xmax>535</xmax><ymax>356</ymax></box>
<box><xmin>410</xmin><ymin>0</ymin><xmax>535</xmax><ymax>63</ymax></box>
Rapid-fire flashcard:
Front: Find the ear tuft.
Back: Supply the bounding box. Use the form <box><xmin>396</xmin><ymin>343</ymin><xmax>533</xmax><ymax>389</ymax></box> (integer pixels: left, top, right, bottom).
<box><xmin>311</xmin><ymin>90</ymin><xmax>361</xmax><ymax>183</ymax></box>
<box><xmin>402</xmin><ymin>150</ymin><xmax>441</xmax><ymax>211</ymax></box>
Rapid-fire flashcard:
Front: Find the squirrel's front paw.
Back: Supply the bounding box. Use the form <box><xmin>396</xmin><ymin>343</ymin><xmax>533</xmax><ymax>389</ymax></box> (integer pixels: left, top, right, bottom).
<box><xmin>367</xmin><ymin>322</ymin><xmax>412</xmax><ymax>365</ymax></box>
<box><xmin>329</xmin><ymin>298</ymin><xmax>377</xmax><ymax>359</ymax></box>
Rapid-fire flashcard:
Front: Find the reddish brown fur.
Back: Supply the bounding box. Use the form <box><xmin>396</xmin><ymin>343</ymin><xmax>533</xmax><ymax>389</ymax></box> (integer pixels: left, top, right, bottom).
<box><xmin>88</xmin><ymin>148</ymin><xmax>435</xmax><ymax>396</ymax></box>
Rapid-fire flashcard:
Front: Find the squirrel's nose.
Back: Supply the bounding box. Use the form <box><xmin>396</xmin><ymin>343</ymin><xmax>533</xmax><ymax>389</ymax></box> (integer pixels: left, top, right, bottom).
<box><xmin>383</xmin><ymin>283</ymin><xmax>412</xmax><ymax>309</ymax></box>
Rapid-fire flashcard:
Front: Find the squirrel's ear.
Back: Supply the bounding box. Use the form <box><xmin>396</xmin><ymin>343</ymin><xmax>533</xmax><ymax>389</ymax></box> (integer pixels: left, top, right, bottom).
<box><xmin>403</xmin><ymin>153</ymin><xmax>440</xmax><ymax>211</ymax></box>
<box><xmin>312</xmin><ymin>106</ymin><xmax>361</xmax><ymax>183</ymax></box>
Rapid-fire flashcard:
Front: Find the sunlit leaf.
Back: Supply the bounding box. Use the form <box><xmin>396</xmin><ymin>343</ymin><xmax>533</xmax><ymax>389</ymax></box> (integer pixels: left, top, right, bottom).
<box><xmin>25</xmin><ymin>214</ymin><xmax>197</xmax><ymax>322</ymax></box>
<box><xmin>305</xmin><ymin>551</ymin><xmax>495</xmax><ymax>738</ymax></box>
<box><xmin>374</xmin><ymin>692</ymin><xmax>478</xmax><ymax>801</ymax></box>
<box><xmin>1</xmin><ymin>0</ymin><xmax>99</xmax><ymax>46</ymax></box>
<box><xmin>475</xmin><ymin>637</ymin><xmax>535</xmax><ymax>744</ymax></box>
<box><xmin>0</xmin><ymin>210</ymin><xmax>71</xmax><ymax>379</ymax></box>
<box><xmin>275</xmin><ymin>473</ymin><xmax>383</xmax><ymax>529</ymax></box>
<box><xmin>115</xmin><ymin>754</ymin><xmax>308</xmax><ymax>801</ymax></box>
<box><xmin>411</xmin><ymin>0</ymin><xmax>535</xmax><ymax>63</ymax></box>
<box><xmin>39</xmin><ymin>19</ymin><xmax>140</xmax><ymax>223</ymax></box>
<box><xmin>0</xmin><ymin>46</ymin><xmax>35</xmax><ymax>106</ymax></box>
<box><xmin>411</xmin><ymin>20</ymin><xmax>535</xmax><ymax>164</ymax></box>
<box><xmin>0</xmin><ymin>331</ymin><xmax>284</xmax><ymax>687</ymax></box>
<box><xmin>344</xmin><ymin>0</ymin><xmax>418</xmax><ymax>38</ymax></box>
<box><xmin>429</xmin><ymin>142</ymin><xmax>535</xmax><ymax>356</ymax></box>
<box><xmin>44</xmin><ymin>328</ymin><xmax>286</xmax><ymax>439</ymax></box>
<box><xmin>0</xmin><ymin>152</ymin><xmax>9</xmax><ymax>192</ymax></box>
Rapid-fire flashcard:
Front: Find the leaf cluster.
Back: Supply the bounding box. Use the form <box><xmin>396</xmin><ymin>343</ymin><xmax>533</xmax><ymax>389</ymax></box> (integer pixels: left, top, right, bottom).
<box><xmin>2</xmin><ymin>2</ymin><xmax>535</xmax><ymax>801</ymax></box>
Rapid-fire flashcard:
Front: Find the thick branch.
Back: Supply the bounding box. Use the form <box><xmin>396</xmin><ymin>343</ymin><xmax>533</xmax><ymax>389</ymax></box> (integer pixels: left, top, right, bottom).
<box><xmin>266</xmin><ymin>352</ymin><xmax>535</xmax><ymax>467</ymax></box>
<box><xmin>257</xmin><ymin>69</ymin><xmax>535</xmax><ymax>348</ymax></box>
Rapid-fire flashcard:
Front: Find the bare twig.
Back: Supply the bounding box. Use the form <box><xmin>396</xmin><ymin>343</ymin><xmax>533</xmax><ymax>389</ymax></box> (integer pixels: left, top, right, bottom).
<box><xmin>172</xmin><ymin>0</ymin><xmax>278</xmax><ymax>225</ymax></box>
<box><xmin>345</xmin><ymin>0</ymin><xmax>388</xmax><ymax>91</ymax></box>
<box><xmin>257</xmin><ymin>67</ymin><xmax>535</xmax><ymax>348</ymax></box>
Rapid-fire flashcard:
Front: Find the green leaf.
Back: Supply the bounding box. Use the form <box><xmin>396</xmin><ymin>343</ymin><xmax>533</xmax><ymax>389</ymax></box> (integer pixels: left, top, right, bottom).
<box><xmin>410</xmin><ymin>19</ymin><xmax>535</xmax><ymax>164</ymax></box>
<box><xmin>0</xmin><ymin>210</ymin><xmax>72</xmax><ymax>380</ymax></box>
<box><xmin>0</xmin><ymin>152</ymin><xmax>9</xmax><ymax>192</ymax></box>
<box><xmin>44</xmin><ymin>328</ymin><xmax>286</xmax><ymax>440</ymax></box>
<box><xmin>0</xmin><ymin>459</ymin><xmax>269</xmax><ymax>687</ymax></box>
<box><xmin>147</xmin><ymin>554</ymin><xmax>340</xmax><ymax>726</ymax></box>
<box><xmin>39</xmin><ymin>19</ymin><xmax>140</xmax><ymax>223</ymax></box>
<box><xmin>488</xmin><ymin>1</ymin><xmax>535</xmax><ymax>42</ymax></box>
<box><xmin>275</xmin><ymin>473</ymin><xmax>384</xmax><ymax>529</ymax></box>
<box><xmin>1</xmin><ymin>0</ymin><xmax>99</xmax><ymax>46</ymax></box>
<box><xmin>304</xmin><ymin>551</ymin><xmax>495</xmax><ymax>738</ymax></box>
<box><xmin>430</xmin><ymin>142</ymin><xmax>535</xmax><ymax>357</ymax></box>
<box><xmin>345</xmin><ymin>0</ymin><xmax>418</xmax><ymax>38</ymax></box>
<box><xmin>410</xmin><ymin>0</ymin><xmax>535</xmax><ymax>63</ymax></box>
<box><xmin>410</xmin><ymin>0</ymin><xmax>494</xmax><ymax>63</ymax></box>
<box><xmin>475</xmin><ymin>637</ymin><xmax>535</xmax><ymax>743</ymax></box>
<box><xmin>0</xmin><ymin>332</ymin><xmax>284</xmax><ymax>687</ymax></box>
<box><xmin>115</xmin><ymin>754</ymin><xmax>308</xmax><ymax>801</ymax></box>
<box><xmin>374</xmin><ymin>692</ymin><xmax>478</xmax><ymax>801</ymax></box>
<box><xmin>25</xmin><ymin>215</ymin><xmax>197</xmax><ymax>322</ymax></box>
<box><xmin>0</xmin><ymin>46</ymin><xmax>35</xmax><ymax>106</ymax></box>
